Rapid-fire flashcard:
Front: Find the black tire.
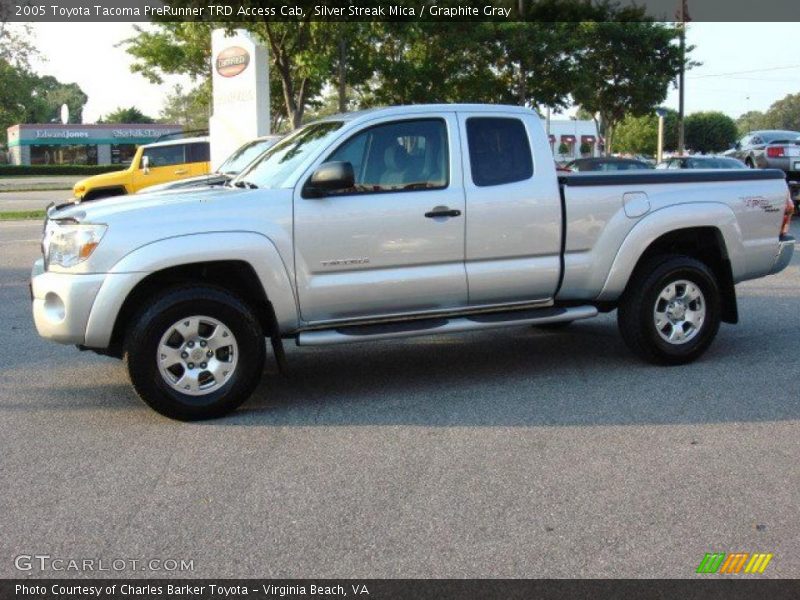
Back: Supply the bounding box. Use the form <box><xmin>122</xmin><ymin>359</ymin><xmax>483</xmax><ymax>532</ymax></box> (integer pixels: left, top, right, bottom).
<box><xmin>124</xmin><ymin>285</ymin><xmax>265</xmax><ymax>420</ymax></box>
<box><xmin>618</xmin><ymin>255</ymin><xmax>721</xmax><ymax>365</ymax></box>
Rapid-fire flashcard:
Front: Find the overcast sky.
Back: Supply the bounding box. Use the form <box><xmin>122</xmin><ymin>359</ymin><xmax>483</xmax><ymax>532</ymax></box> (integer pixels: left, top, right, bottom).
<box><xmin>23</xmin><ymin>21</ymin><xmax>800</xmax><ymax>124</ymax></box>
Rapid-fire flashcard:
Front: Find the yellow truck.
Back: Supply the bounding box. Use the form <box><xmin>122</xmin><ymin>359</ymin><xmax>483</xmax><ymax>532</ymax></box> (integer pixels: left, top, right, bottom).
<box><xmin>73</xmin><ymin>136</ymin><xmax>210</xmax><ymax>201</ymax></box>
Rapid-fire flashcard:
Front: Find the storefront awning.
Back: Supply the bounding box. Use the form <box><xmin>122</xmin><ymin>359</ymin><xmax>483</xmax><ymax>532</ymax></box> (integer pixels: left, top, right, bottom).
<box><xmin>560</xmin><ymin>135</ymin><xmax>576</xmax><ymax>143</ymax></box>
<box><xmin>581</xmin><ymin>135</ymin><xmax>596</xmax><ymax>144</ymax></box>
<box><xmin>548</xmin><ymin>134</ymin><xmax>556</xmax><ymax>143</ymax></box>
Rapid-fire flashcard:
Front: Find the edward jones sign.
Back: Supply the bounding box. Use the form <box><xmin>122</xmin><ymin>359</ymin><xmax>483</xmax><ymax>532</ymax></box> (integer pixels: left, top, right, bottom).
<box><xmin>216</xmin><ymin>46</ymin><xmax>250</xmax><ymax>77</ymax></box>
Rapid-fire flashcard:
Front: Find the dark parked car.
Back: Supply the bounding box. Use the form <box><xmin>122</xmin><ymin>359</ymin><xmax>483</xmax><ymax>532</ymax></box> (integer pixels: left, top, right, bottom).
<box><xmin>656</xmin><ymin>156</ymin><xmax>747</xmax><ymax>170</ymax></box>
<box><xmin>563</xmin><ymin>157</ymin><xmax>652</xmax><ymax>172</ymax></box>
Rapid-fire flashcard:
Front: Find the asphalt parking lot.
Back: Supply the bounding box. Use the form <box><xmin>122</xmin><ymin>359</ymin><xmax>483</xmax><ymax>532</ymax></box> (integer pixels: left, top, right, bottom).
<box><xmin>1</xmin><ymin>216</ymin><xmax>799</xmax><ymax>579</ymax></box>
<box><xmin>0</xmin><ymin>188</ymin><xmax>74</xmax><ymax>212</ymax></box>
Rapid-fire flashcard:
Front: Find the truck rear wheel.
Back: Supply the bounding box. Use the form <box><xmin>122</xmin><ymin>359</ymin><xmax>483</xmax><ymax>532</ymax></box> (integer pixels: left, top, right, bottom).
<box><xmin>124</xmin><ymin>286</ymin><xmax>265</xmax><ymax>420</ymax></box>
<box><xmin>618</xmin><ymin>255</ymin><xmax>721</xmax><ymax>365</ymax></box>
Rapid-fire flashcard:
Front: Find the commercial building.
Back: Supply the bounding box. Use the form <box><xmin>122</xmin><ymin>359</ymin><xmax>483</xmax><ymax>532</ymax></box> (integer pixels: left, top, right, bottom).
<box><xmin>546</xmin><ymin>119</ymin><xmax>602</xmax><ymax>161</ymax></box>
<box><xmin>6</xmin><ymin>123</ymin><xmax>183</xmax><ymax>166</ymax></box>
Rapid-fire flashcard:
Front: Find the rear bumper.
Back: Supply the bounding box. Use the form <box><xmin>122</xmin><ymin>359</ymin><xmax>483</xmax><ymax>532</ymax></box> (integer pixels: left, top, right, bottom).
<box><xmin>770</xmin><ymin>235</ymin><xmax>795</xmax><ymax>275</ymax></box>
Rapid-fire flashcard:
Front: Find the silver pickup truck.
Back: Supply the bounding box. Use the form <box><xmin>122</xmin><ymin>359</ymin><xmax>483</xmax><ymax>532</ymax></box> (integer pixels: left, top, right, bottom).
<box><xmin>31</xmin><ymin>104</ymin><xmax>795</xmax><ymax>420</ymax></box>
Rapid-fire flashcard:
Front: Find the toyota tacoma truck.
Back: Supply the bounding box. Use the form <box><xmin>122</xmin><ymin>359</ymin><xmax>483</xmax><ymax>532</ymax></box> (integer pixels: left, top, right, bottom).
<box><xmin>31</xmin><ymin>104</ymin><xmax>795</xmax><ymax>420</ymax></box>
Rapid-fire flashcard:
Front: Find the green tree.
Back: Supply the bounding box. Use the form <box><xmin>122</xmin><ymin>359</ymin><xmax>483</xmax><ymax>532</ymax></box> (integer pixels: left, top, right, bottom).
<box><xmin>614</xmin><ymin>109</ymin><xmax>679</xmax><ymax>156</ymax></box>
<box><xmin>362</xmin><ymin>22</ymin><xmax>505</xmax><ymax>107</ymax></box>
<box><xmin>736</xmin><ymin>110</ymin><xmax>767</xmax><ymax>136</ymax></box>
<box><xmin>159</xmin><ymin>83</ymin><xmax>210</xmax><ymax>130</ymax></box>
<box><xmin>571</xmin><ymin>21</ymin><xmax>684</xmax><ymax>155</ymax></box>
<box><xmin>0</xmin><ymin>60</ymin><xmax>89</xmax><ymax>142</ymax></box>
<box><xmin>684</xmin><ymin>111</ymin><xmax>738</xmax><ymax>153</ymax></box>
<box><xmin>761</xmin><ymin>93</ymin><xmax>800</xmax><ymax>131</ymax></box>
<box><xmin>100</xmin><ymin>106</ymin><xmax>156</xmax><ymax>124</ymax></box>
<box><xmin>0</xmin><ymin>59</ymin><xmax>33</xmax><ymax>143</ymax></box>
<box><xmin>28</xmin><ymin>76</ymin><xmax>87</xmax><ymax>124</ymax></box>
<box><xmin>0</xmin><ymin>20</ymin><xmax>39</xmax><ymax>69</ymax></box>
<box><xmin>123</xmin><ymin>20</ymin><xmax>372</xmax><ymax>130</ymax></box>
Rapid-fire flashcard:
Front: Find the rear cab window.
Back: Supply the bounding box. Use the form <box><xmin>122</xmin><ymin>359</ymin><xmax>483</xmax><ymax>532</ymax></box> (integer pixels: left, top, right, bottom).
<box><xmin>465</xmin><ymin>117</ymin><xmax>533</xmax><ymax>186</ymax></box>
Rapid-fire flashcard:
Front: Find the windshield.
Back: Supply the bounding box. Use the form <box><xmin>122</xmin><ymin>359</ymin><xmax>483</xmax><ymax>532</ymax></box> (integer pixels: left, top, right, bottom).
<box><xmin>218</xmin><ymin>138</ymin><xmax>279</xmax><ymax>175</ymax></box>
<box><xmin>233</xmin><ymin>121</ymin><xmax>344</xmax><ymax>189</ymax></box>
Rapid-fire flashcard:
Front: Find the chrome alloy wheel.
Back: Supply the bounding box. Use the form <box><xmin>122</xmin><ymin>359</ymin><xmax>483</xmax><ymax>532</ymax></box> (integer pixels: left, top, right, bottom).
<box><xmin>156</xmin><ymin>316</ymin><xmax>238</xmax><ymax>396</ymax></box>
<box><xmin>653</xmin><ymin>280</ymin><xmax>706</xmax><ymax>345</ymax></box>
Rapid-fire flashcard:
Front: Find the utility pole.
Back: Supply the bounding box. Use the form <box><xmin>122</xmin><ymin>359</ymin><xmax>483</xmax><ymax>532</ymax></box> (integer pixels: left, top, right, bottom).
<box><xmin>677</xmin><ymin>0</ymin><xmax>689</xmax><ymax>154</ymax></box>
<box><xmin>338</xmin><ymin>38</ymin><xmax>347</xmax><ymax>114</ymax></box>
<box><xmin>656</xmin><ymin>108</ymin><xmax>667</xmax><ymax>164</ymax></box>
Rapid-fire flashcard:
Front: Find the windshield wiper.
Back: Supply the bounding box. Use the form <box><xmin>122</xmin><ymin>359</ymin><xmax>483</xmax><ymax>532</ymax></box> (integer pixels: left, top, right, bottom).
<box><xmin>232</xmin><ymin>180</ymin><xmax>258</xmax><ymax>189</ymax></box>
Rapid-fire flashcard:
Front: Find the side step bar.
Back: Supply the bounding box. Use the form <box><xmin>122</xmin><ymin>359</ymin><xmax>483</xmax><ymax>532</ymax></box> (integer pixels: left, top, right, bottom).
<box><xmin>297</xmin><ymin>305</ymin><xmax>598</xmax><ymax>346</ymax></box>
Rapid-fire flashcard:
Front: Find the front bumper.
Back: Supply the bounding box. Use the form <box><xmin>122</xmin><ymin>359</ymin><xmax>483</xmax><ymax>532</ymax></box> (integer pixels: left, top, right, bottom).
<box><xmin>770</xmin><ymin>235</ymin><xmax>795</xmax><ymax>275</ymax></box>
<box><xmin>30</xmin><ymin>258</ymin><xmax>106</xmax><ymax>345</ymax></box>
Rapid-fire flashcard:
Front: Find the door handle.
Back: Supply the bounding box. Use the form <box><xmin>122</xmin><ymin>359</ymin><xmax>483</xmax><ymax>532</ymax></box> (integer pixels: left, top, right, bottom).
<box><xmin>425</xmin><ymin>207</ymin><xmax>461</xmax><ymax>218</ymax></box>
<box><xmin>174</xmin><ymin>169</ymin><xmax>188</xmax><ymax>175</ymax></box>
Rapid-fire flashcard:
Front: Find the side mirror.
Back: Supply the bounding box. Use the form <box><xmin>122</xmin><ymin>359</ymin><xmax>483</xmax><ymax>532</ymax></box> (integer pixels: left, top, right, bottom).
<box><xmin>304</xmin><ymin>161</ymin><xmax>355</xmax><ymax>197</ymax></box>
<box><xmin>141</xmin><ymin>155</ymin><xmax>150</xmax><ymax>174</ymax></box>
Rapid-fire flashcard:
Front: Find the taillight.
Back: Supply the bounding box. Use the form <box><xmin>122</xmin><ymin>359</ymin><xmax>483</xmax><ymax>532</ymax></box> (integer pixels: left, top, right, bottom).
<box><xmin>781</xmin><ymin>195</ymin><xmax>794</xmax><ymax>236</ymax></box>
<box><xmin>767</xmin><ymin>146</ymin><xmax>786</xmax><ymax>158</ymax></box>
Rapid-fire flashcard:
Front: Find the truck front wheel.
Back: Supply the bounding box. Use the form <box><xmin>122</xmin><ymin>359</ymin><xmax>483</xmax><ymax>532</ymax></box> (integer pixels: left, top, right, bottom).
<box><xmin>618</xmin><ymin>255</ymin><xmax>721</xmax><ymax>365</ymax></box>
<box><xmin>124</xmin><ymin>286</ymin><xmax>266</xmax><ymax>420</ymax></box>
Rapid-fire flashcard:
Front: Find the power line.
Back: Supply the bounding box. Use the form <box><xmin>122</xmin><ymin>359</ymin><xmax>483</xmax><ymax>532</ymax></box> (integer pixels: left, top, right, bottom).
<box><xmin>688</xmin><ymin>64</ymin><xmax>800</xmax><ymax>79</ymax></box>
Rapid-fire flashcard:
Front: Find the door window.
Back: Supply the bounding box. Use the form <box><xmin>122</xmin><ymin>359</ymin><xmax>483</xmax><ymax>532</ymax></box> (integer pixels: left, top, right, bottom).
<box><xmin>466</xmin><ymin>117</ymin><xmax>533</xmax><ymax>186</ymax></box>
<box><xmin>142</xmin><ymin>144</ymin><xmax>186</xmax><ymax>168</ymax></box>
<box><xmin>324</xmin><ymin>119</ymin><xmax>448</xmax><ymax>194</ymax></box>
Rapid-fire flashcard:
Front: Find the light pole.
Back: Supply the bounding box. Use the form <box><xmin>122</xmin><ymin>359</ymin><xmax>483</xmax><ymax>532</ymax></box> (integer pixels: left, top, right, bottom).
<box><xmin>656</xmin><ymin>107</ymin><xmax>668</xmax><ymax>164</ymax></box>
<box><xmin>677</xmin><ymin>0</ymin><xmax>689</xmax><ymax>155</ymax></box>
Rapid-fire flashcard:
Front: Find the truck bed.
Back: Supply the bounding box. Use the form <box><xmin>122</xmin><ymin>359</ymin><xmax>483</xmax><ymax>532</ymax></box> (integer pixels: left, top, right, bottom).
<box><xmin>558</xmin><ymin>168</ymin><xmax>786</xmax><ymax>187</ymax></box>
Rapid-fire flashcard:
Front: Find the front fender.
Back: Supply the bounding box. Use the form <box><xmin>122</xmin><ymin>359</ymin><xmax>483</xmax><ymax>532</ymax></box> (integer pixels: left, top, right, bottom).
<box><xmin>84</xmin><ymin>232</ymin><xmax>298</xmax><ymax>348</ymax></box>
<box><xmin>596</xmin><ymin>202</ymin><xmax>744</xmax><ymax>302</ymax></box>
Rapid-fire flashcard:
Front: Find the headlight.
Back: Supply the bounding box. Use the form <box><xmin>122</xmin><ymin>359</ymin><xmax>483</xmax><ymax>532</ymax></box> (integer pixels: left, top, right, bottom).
<box><xmin>46</xmin><ymin>223</ymin><xmax>107</xmax><ymax>268</ymax></box>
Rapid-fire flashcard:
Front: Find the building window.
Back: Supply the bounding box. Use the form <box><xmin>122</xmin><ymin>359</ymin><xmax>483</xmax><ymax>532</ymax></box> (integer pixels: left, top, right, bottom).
<box><xmin>111</xmin><ymin>144</ymin><xmax>137</xmax><ymax>166</ymax></box>
<box><xmin>559</xmin><ymin>135</ymin><xmax>576</xmax><ymax>157</ymax></box>
<box><xmin>30</xmin><ymin>144</ymin><xmax>97</xmax><ymax>165</ymax></box>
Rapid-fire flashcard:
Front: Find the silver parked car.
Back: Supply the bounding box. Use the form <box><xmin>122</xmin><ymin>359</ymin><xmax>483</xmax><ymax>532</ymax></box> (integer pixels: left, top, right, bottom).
<box><xmin>727</xmin><ymin>130</ymin><xmax>800</xmax><ymax>210</ymax></box>
<box><xmin>727</xmin><ymin>130</ymin><xmax>800</xmax><ymax>170</ymax></box>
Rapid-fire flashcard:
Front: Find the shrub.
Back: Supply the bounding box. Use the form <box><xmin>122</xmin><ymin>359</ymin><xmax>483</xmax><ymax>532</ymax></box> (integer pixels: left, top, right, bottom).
<box><xmin>0</xmin><ymin>165</ymin><xmax>121</xmax><ymax>177</ymax></box>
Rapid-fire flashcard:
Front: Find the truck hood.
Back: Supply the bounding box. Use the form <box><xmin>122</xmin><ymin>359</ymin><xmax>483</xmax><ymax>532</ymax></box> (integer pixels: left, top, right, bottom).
<box><xmin>139</xmin><ymin>173</ymin><xmax>229</xmax><ymax>194</ymax></box>
<box><xmin>73</xmin><ymin>168</ymin><xmax>130</xmax><ymax>193</ymax></box>
<box><xmin>45</xmin><ymin>184</ymin><xmax>295</xmax><ymax>276</ymax></box>
<box><xmin>52</xmin><ymin>185</ymin><xmax>247</xmax><ymax>224</ymax></box>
